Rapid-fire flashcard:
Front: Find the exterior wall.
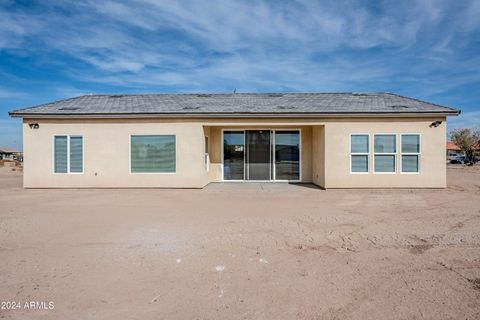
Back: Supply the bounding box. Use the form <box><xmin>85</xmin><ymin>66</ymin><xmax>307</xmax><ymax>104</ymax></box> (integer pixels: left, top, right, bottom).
<box><xmin>323</xmin><ymin>117</ymin><xmax>447</xmax><ymax>188</ymax></box>
<box><xmin>23</xmin><ymin>119</ymin><xmax>208</xmax><ymax>188</ymax></box>
<box><xmin>208</xmin><ymin>126</ymin><xmax>223</xmax><ymax>182</ymax></box>
<box><xmin>311</xmin><ymin>126</ymin><xmax>325</xmax><ymax>188</ymax></box>
<box><xmin>22</xmin><ymin>116</ymin><xmax>448</xmax><ymax>188</ymax></box>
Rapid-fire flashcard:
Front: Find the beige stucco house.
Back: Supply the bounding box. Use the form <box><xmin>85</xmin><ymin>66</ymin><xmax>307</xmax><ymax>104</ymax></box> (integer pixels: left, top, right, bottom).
<box><xmin>9</xmin><ymin>93</ymin><xmax>459</xmax><ymax>189</ymax></box>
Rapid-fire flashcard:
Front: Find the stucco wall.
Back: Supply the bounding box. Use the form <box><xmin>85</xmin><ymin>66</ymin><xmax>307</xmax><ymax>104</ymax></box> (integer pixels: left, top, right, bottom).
<box><xmin>312</xmin><ymin>126</ymin><xmax>325</xmax><ymax>188</ymax></box>
<box><xmin>22</xmin><ymin>116</ymin><xmax>448</xmax><ymax>188</ymax></box>
<box><xmin>323</xmin><ymin>118</ymin><xmax>447</xmax><ymax>188</ymax></box>
<box><xmin>23</xmin><ymin>119</ymin><xmax>208</xmax><ymax>188</ymax></box>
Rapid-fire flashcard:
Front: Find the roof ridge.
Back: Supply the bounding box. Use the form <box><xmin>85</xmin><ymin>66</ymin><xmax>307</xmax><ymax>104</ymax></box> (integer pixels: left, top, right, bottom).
<box><xmin>66</xmin><ymin>92</ymin><xmax>387</xmax><ymax>96</ymax></box>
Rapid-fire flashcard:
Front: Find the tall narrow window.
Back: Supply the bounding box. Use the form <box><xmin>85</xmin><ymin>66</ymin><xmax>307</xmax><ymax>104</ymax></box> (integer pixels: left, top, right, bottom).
<box><xmin>54</xmin><ymin>135</ymin><xmax>83</xmax><ymax>174</ymax></box>
<box><xmin>69</xmin><ymin>136</ymin><xmax>83</xmax><ymax>173</ymax></box>
<box><xmin>54</xmin><ymin>136</ymin><xmax>68</xmax><ymax>173</ymax></box>
<box><xmin>401</xmin><ymin>134</ymin><xmax>420</xmax><ymax>173</ymax></box>
<box><xmin>374</xmin><ymin>134</ymin><xmax>396</xmax><ymax>173</ymax></box>
<box><xmin>130</xmin><ymin>135</ymin><xmax>176</xmax><ymax>173</ymax></box>
<box><xmin>350</xmin><ymin>134</ymin><xmax>369</xmax><ymax>173</ymax></box>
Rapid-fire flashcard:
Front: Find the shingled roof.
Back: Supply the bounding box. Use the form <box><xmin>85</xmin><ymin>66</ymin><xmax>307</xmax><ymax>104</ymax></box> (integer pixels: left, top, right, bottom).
<box><xmin>9</xmin><ymin>92</ymin><xmax>459</xmax><ymax>117</ymax></box>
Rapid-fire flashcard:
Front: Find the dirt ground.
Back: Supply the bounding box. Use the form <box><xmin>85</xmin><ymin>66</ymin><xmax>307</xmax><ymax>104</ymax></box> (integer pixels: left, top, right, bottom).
<box><xmin>0</xmin><ymin>167</ymin><xmax>479</xmax><ymax>320</ymax></box>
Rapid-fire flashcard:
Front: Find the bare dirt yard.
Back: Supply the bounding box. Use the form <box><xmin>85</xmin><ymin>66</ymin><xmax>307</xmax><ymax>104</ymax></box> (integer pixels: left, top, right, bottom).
<box><xmin>1</xmin><ymin>167</ymin><xmax>479</xmax><ymax>319</ymax></box>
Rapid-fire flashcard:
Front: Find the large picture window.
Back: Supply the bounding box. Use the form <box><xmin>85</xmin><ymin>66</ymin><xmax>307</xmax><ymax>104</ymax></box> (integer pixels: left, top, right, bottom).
<box><xmin>401</xmin><ymin>134</ymin><xmax>420</xmax><ymax>173</ymax></box>
<box><xmin>54</xmin><ymin>135</ymin><xmax>83</xmax><ymax>173</ymax></box>
<box><xmin>130</xmin><ymin>135</ymin><xmax>176</xmax><ymax>173</ymax></box>
<box><xmin>374</xmin><ymin>134</ymin><xmax>396</xmax><ymax>173</ymax></box>
<box><xmin>350</xmin><ymin>134</ymin><xmax>369</xmax><ymax>173</ymax></box>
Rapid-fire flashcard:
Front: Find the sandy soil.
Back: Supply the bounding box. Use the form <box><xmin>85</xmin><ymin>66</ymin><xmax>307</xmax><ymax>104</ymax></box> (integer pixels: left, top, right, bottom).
<box><xmin>0</xmin><ymin>166</ymin><xmax>479</xmax><ymax>319</ymax></box>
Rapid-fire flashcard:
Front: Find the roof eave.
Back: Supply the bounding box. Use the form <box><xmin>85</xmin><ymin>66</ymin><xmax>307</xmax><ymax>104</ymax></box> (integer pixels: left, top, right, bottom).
<box><xmin>9</xmin><ymin>110</ymin><xmax>460</xmax><ymax>118</ymax></box>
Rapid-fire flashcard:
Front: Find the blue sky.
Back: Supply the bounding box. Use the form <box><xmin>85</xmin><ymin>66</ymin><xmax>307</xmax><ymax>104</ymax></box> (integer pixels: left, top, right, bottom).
<box><xmin>1</xmin><ymin>0</ymin><xmax>479</xmax><ymax>149</ymax></box>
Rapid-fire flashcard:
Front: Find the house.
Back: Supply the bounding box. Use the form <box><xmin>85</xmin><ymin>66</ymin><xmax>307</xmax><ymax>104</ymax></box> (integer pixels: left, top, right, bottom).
<box><xmin>0</xmin><ymin>147</ymin><xmax>22</xmax><ymax>161</ymax></box>
<box><xmin>446</xmin><ymin>141</ymin><xmax>462</xmax><ymax>159</ymax></box>
<box><xmin>9</xmin><ymin>93</ymin><xmax>460</xmax><ymax>189</ymax></box>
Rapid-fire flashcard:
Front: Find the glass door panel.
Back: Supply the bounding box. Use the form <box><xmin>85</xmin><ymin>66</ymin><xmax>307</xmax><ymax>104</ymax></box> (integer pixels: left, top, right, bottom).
<box><xmin>246</xmin><ymin>130</ymin><xmax>271</xmax><ymax>180</ymax></box>
<box><xmin>223</xmin><ymin>131</ymin><xmax>244</xmax><ymax>180</ymax></box>
<box><xmin>275</xmin><ymin>131</ymin><xmax>300</xmax><ymax>180</ymax></box>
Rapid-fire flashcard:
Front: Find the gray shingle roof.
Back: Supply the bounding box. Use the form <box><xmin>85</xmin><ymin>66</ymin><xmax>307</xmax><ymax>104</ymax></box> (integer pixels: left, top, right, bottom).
<box><xmin>9</xmin><ymin>92</ymin><xmax>459</xmax><ymax>117</ymax></box>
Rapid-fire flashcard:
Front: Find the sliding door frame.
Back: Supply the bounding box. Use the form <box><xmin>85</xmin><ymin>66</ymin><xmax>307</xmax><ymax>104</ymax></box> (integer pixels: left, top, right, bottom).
<box><xmin>221</xmin><ymin>129</ymin><xmax>246</xmax><ymax>181</ymax></box>
<box><xmin>221</xmin><ymin>128</ymin><xmax>302</xmax><ymax>183</ymax></box>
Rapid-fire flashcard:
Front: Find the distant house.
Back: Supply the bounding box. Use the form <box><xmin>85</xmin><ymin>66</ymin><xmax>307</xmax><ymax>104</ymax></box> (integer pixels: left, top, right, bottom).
<box><xmin>446</xmin><ymin>141</ymin><xmax>462</xmax><ymax>158</ymax></box>
<box><xmin>0</xmin><ymin>147</ymin><xmax>22</xmax><ymax>161</ymax></box>
<box><xmin>9</xmin><ymin>92</ymin><xmax>460</xmax><ymax>188</ymax></box>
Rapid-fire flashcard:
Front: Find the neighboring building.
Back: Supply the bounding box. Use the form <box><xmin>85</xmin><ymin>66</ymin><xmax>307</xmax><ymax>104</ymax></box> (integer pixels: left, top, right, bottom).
<box><xmin>0</xmin><ymin>147</ymin><xmax>22</xmax><ymax>161</ymax></box>
<box><xmin>446</xmin><ymin>141</ymin><xmax>462</xmax><ymax>159</ymax></box>
<box><xmin>9</xmin><ymin>93</ymin><xmax>460</xmax><ymax>189</ymax></box>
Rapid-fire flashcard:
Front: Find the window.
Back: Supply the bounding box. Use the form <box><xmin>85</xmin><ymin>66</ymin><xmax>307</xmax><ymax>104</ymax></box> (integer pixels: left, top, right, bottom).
<box><xmin>374</xmin><ymin>134</ymin><xmax>396</xmax><ymax>173</ymax></box>
<box><xmin>130</xmin><ymin>135</ymin><xmax>176</xmax><ymax>173</ymax></box>
<box><xmin>350</xmin><ymin>134</ymin><xmax>369</xmax><ymax>173</ymax></box>
<box><xmin>54</xmin><ymin>135</ymin><xmax>83</xmax><ymax>173</ymax></box>
<box><xmin>401</xmin><ymin>134</ymin><xmax>420</xmax><ymax>173</ymax></box>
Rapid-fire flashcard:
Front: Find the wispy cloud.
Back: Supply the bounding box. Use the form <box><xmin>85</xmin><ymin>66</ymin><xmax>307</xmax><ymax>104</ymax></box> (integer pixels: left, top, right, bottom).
<box><xmin>449</xmin><ymin>111</ymin><xmax>480</xmax><ymax>131</ymax></box>
<box><xmin>0</xmin><ymin>88</ymin><xmax>22</xmax><ymax>98</ymax></box>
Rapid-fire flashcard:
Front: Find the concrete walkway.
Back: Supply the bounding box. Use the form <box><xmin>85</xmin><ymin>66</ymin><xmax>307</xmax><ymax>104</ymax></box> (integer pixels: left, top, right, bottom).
<box><xmin>203</xmin><ymin>182</ymin><xmax>323</xmax><ymax>191</ymax></box>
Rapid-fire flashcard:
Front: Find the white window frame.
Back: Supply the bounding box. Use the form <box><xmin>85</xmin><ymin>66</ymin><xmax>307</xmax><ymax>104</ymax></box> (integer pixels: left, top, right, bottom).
<box><xmin>400</xmin><ymin>134</ymin><xmax>421</xmax><ymax>174</ymax></box>
<box><xmin>349</xmin><ymin>133</ymin><xmax>370</xmax><ymax>174</ymax></box>
<box><xmin>129</xmin><ymin>134</ymin><xmax>177</xmax><ymax>174</ymax></box>
<box><xmin>220</xmin><ymin>128</ymin><xmax>302</xmax><ymax>182</ymax></box>
<box><xmin>221</xmin><ymin>129</ymin><xmax>246</xmax><ymax>182</ymax></box>
<box><xmin>272</xmin><ymin>129</ymin><xmax>302</xmax><ymax>182</ymax></box>
<box><xmin>52</xmin><ymin>135</ymin><xmax>84</xmax><ymax>174</ymax></box>
<box><xmin>373</xmin><ymin>134</ymin><xmax>397</xmax><ymax>174</ymax></box>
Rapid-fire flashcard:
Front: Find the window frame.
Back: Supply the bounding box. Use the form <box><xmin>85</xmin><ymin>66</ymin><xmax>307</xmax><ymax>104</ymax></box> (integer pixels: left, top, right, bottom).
<box><xmin>220</xmin><ymin>128</ymin><xmax>302</xmax><ymax>182</ymax></box>
<box><xmin>349</xmin><ymin>133</ymin><xmax>370</xmax><ymax>174</ymax></box>
<box><xmin>373</xmin><ymin>133</ymin><xmax>397</xmax><ymax>174</ymax></box>
<box><xmin>400</xmin><ymin>133</ymin><xmax>421</xmax><ymax>174</ymax></box>
<box><xmin>273</xmin><ymin>129</ymin><xmax>302</xmax><ymax>182</ymax></box>
<box><xmin>52</xmin><ymin>135</ymin><xmax>84</xmax><ymax>174</ymax></box>
<box><xmin>129</xmin><ymin>134</ymin><xmax>177</xmax><ymax>174</ymax></box>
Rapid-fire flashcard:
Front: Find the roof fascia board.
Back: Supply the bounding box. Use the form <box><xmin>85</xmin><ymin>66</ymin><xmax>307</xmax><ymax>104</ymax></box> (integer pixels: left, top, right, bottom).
<box><xmin>12</xmin><ymin>111</ymin><xmax>459</xmax><ymax>119</ymax></box>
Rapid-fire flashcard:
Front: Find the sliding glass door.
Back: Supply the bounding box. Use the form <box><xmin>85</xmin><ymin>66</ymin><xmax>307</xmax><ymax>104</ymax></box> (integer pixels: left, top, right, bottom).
<box><xmin>223</xmin><ymin>131</ymin><xmax>245</xmax><ymax>180</ymax></box>
<box><xmin>246</xmin><ymin>130</ymin><xmax>271</xmax><ymax>180</ymax></box>
<box><xmin>223</xmin><ymin>129</ymin><xmax>300</xmax><ymax>181</ymax></box>
<box><xmin>274</xmin><ymin>131</ymin><xmax>300</xmax><ymax>180</ymax></box>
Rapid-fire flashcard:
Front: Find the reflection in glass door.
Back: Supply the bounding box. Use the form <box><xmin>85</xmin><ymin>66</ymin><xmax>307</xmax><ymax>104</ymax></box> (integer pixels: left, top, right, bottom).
<box><xmin>274</xmin><ymin>131</ymin><xmax>300</xmax><ymax>180</ymax></box>
<box><xmin>246</xmin><ymin>130</ymin><xmax>271</xmax><ymax>180</ymax></box>
<box><xmin>223</xmin><ymin>131</ymin><xmax>244</xmax><ymax>180</ymax></box>
<box><xmin>223</xmin><ymin>129</ymin><xmax>300</xmax><ymax>181</ymax></box>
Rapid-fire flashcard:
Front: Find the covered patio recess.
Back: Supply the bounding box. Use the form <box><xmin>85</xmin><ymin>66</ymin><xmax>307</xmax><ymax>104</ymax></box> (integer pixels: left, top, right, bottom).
<box><xmin>203</xmin><ymin>125</ymin><xmax>325</xmax><ymax>187</ymax></box>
